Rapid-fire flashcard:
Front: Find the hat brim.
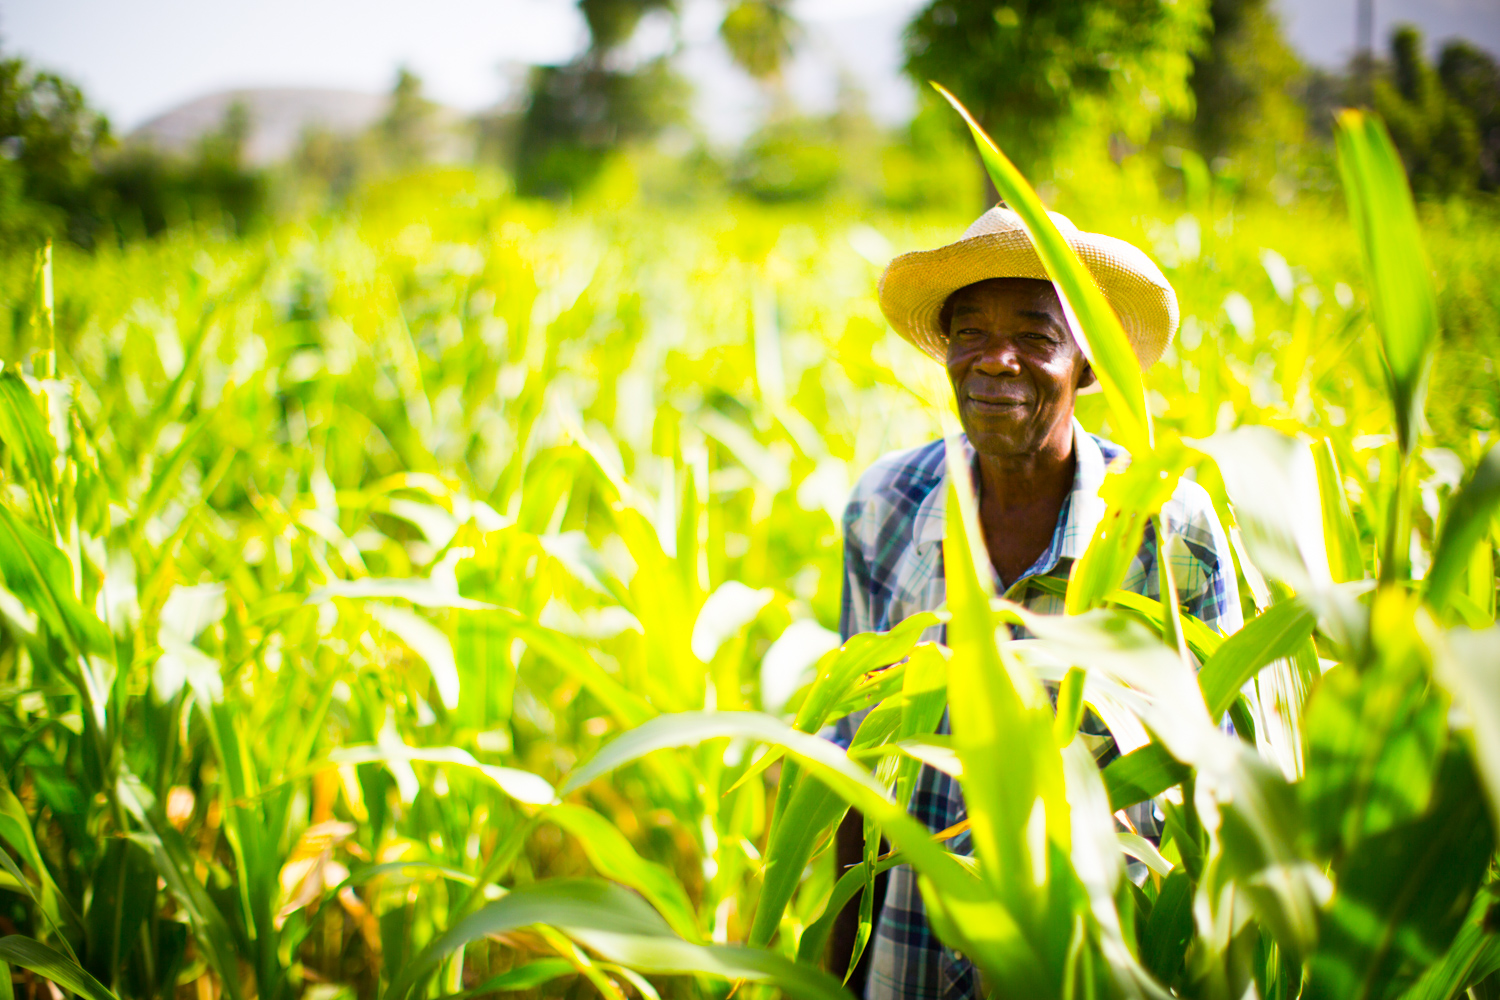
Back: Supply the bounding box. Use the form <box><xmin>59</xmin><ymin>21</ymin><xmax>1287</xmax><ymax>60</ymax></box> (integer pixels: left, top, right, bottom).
<box><xmin>877</xmin><ymin>229</ymin><xmax>1178</xmax><ymax>371</ymax></box>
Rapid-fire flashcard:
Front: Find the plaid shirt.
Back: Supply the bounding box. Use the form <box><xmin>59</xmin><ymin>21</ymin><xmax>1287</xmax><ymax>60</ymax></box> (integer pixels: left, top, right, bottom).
<box><xmin>830</xmin><ymin>420</ymin><xmax>1242</xmax><ymax>1000</ymax></box>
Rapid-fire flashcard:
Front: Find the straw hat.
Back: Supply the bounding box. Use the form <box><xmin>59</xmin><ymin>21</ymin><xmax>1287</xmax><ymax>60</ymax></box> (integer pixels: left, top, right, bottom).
<box><xmin>877</xmin><ymin>206</ymin><xmax>1178</xmax><ymax>371</ymax></box>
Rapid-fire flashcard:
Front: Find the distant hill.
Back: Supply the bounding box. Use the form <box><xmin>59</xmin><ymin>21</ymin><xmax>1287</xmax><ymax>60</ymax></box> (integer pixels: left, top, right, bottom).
<box><xmin>128</xmin><ymin>88</ymin><xmax>397</xmax><ymax>165</ymax></box>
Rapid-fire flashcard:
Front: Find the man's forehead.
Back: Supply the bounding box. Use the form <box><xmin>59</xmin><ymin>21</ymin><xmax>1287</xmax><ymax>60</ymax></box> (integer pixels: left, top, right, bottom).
<box><xmin>949</xmin><ymin>278</ymin><xmax>1063</xmax><ymax>315</ymax></box>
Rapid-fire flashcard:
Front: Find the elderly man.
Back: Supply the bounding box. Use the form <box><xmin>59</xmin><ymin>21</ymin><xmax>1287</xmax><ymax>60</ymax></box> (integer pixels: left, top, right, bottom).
<box><xmin>829</xmin><ymin>206</ymin><xmax>1243</xmax><ymax>1000</ymax></box>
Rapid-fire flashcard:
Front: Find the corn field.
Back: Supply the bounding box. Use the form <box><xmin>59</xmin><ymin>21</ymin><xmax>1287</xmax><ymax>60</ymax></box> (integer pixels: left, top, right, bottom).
<box><xmin>0</xmin><ymin>96</ymin><xmax>1496</xmax><ymax>1000</ymax></box>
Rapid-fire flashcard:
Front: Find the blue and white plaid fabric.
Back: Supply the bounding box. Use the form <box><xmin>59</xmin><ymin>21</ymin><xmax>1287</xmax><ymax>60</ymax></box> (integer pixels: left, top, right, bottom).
<box><xmin>830</xmin><ymin>419</ymin><xmax>1242</xmax><ymax>1000</ymax></box>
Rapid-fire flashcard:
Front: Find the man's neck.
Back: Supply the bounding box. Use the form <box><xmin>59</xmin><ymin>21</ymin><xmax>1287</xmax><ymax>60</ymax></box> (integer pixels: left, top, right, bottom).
<box><xmin>973</xmin><ymin>420</ymin><xmax>1077</xmax><ymax>586</ymax></box>
<box><xmin>974</xmin><ymin>421</ymin><xmax>1076</xmax><ymax>511</ymax></box>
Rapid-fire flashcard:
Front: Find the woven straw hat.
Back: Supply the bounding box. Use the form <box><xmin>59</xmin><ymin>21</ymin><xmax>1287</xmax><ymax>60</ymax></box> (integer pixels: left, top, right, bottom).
<box><xmin>877</xmin><ymin>206</ymin><xmax>1178</xmax><ymax>370</ymax></box>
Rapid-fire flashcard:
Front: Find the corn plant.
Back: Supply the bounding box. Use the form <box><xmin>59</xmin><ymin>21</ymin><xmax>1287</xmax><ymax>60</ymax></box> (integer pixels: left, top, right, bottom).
<box><xmin>540</xmin><ymin>99</ymin><xmax>1500</xmax><ymax>1000</ymax></box>
<box><xmin>0</xmin><ymin>105</ymin><xmax>1494</xmax><ymax>1000</ymax></box>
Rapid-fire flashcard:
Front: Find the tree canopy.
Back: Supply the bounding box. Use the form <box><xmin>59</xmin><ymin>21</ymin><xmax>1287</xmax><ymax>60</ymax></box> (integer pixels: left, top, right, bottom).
<box><xmin>902</xmin><ymin>0</ymin><xmax>1209</xmax><ymax>177</ymax></box>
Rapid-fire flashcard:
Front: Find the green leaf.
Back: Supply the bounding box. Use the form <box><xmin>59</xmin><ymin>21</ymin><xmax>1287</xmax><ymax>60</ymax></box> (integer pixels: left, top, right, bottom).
<box><xmin>0</xmin><ymin>936</ymin><xmax>117</xmax><ymax>1000</ymax></box>
<box><xmin>1066</xmin><ymin>446</ymin><xmax>1187</xmax><ymax>614</ymax></box>
<box><xmin>435</xmin><ymin>959</ymin><xmax>577</xmax><ymax>999</ymax></box>
<box><xmin>932</xmin><ymin>82</ymin><xmax>1152</xmax><ymax>457</ymax></box>
<box><xmin>367</xmin><ymin>602</ymin><xmax>460</xmax><ymax>710</ymax></box>
<box><xmin>1426</xmin><ymin>445</ymin><xmax>1500</xmax><ymax>616</ymax></box>
<box><xmin>0</xmin><ymin>506</ymin><xmax>112</xmax><ymax>662</ymax></box>
<box><xmin>1311</xmin><ymin>437</ymin><xmax>1366</xmax><ymax>584</ymax></box>
<box><xmin>1196</xmin><ymin>426</ymin><xmax>1332</xmax><ymax>591</ymax></box>
<box><xmin>492</xmin><ymin>609</ymin><xmax>656</xmax><ymax>727</ymax></box>
<box><xmin>0</xmin><ymin>371</ymin><xmax>57</xmax><ymax>524</ymax></box>
<box><xmin>328</xmin><ymin>744</ymin><xmax>556</xmax><ymax>805</ymax></box>
<box><xmin>544</xmin><ymin>803</ymin><xmax>701</xmax><ymax>941</ymax></box>
<box><xmin>796</xmin><ymin>852</ymin><xmax>908</xmax><ymax>966</ymax></box>
<box><xmin>1198</xmin><ymin>597</ymin><xmax>1317</xmax><ymax>722</ymax></box>
<box><xmin>1335</xmin><ymin>109</ymin><xmax>1438</xmax><ymax>458</ymax></box>
<box><xmin>385</xmin><ymin>879</ymin><xmax>852</xmax><ymax>1000</ymax></box>
<box><xmin>1140</xmin><ymin>868</ymin><xmax>1193</xmax><ymax>986</ymax></box>
<box><xmin>1400</xmin><ymin>891</ymin><xmax>1500</xmax><ymax>1000</ymax></box>
<box><xmin>117</xmin><ymin>773</ymin><xmax>244</xmax><ymax>1000</ymax></box>
<box><xmin>1028</xmin><ymin>577</ymin><xmax>1224</xmax><ymax>661</ymax></box>
<box><xmin>561</xmin><ymin>711</ymin><xmax>972</xmax><ymax>896</ymax></box>
<box><xmin>1434</xmin><ymin>626</ymin><xmax>1500</xmax><ymax>828</ymax></box>
<box><xmin>792</xmin><ymin>613</ymin><xmax>941</xmax><ymax>736</ymax></box>
<box><xmin>1053</xmin><ymin>666</ymin><xmax>1086</xmax><ymax>747</ymax></box>
<box><xmin>0</xmin><ymin>772</ymin><xmax>78</xmax><ymax>945</ymax></box>
<box><xmin>1103</xmin><ymin>742</ymin><xmax>1190</xmax><ymax>813</ymax></box>
<box><xmin>940</xmin><ymin>437</ymin><xmax>1067</xmax><ymax>991</ymax></box>
<box><xmin>1302</xmin><ymin>647</ymin><xmax>1448</xmax><ymax>859</ymax></box>
<box><xmin>1305</xmin><ymin>746</ymin><xmax>1493</xmax><ymax>1000</ymax></box>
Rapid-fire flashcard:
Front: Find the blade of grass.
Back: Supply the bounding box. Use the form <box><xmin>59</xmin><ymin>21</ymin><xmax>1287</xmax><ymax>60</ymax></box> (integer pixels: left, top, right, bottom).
<box><xmin>932</xmin><ymin>82</ymin><xmax>1151</xmax><ymax>458</ymax></box>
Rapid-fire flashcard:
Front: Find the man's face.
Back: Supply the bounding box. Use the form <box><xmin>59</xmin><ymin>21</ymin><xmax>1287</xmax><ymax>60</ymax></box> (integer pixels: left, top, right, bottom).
<box><xmin>943</xmin><ymin>277</ymin><xmax>1095</xmax><ymax>459</ymax></box>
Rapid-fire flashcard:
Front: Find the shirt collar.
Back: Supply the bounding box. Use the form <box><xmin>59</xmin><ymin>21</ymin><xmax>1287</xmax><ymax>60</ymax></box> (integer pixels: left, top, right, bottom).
<box><xmin>913</xmin><ymin>418</ymin><xmax>1111</xmax><ymax>578</ymax></box>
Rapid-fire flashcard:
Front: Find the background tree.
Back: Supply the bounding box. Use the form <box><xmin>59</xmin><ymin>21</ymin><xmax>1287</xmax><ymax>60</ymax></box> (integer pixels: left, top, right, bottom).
<box><xmin>1187</xmin><ymin>0</ymin><xmax>1305</xmax><ymax>166</ymax></box>
<box><xmin>1375</xmin><ymin>26</ymin><xmax>1481</xmax><ymax>196</ymax></box>
<box><xmin>377</xmin><ymin>67</ymin><xmax>439</xmax><ymax>171</ymax></box>
<box><xmin>902</xmin><ymin>0</ymin><xmax>1209</xmax><ymax>188</ymax></box>
<box><xmin>514</xmin><ymin>0</ymin><xmax>687</xmax><ymax>197</ymax></box>
<box><xmin>719</xmin><ymin>0</ymin><xmax>799</xmax><ymax>86</ymax></box>
<box><xmin>1437</xmin><ymin>41</ymin><xmax>1500</xmax><ymax>190</ymax></box>
<box><xmin>0</xmin><ymin>57</ymin><xmax>111</xmax><ymax>245</ymax></box>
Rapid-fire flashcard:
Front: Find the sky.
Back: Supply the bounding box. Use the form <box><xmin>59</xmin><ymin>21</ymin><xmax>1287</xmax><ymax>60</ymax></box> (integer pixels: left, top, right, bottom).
<box><xmin>3</xmin><ymin>0</ymin><xmax>1498</xmax><ymax>143</ymax></box>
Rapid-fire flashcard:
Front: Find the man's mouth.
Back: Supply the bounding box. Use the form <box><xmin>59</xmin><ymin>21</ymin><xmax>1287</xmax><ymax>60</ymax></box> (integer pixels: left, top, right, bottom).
<box><xmin>967</xmin><ymin>393</ymin><xmax>1029</xmax><ymax>411</ymax></box>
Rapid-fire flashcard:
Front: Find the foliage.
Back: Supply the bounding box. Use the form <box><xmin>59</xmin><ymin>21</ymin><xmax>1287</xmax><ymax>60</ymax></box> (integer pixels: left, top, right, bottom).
<box><xmin>902</xmin><ymin>0</ymin><xmax>1209</xmax><ymax>177</ymax></box>
<box><xmin>1185</xmin><ymin>0</ymin><xmax>1305</xmax><ymax>167</ymax></box>
<box><xmin>1436</xmin><ymin>41</ymin><xmax>1500</xmax><ymax>190</ymax></box>
<box><xmin>93</xmin><ymin>102</ymin><xmax>269</xmax><ymax>241</ymax></box>
<box><xmin>0</xmin><ymin>86</ymin><xmax>1496</xmax><ymax>1000</ymax></box>
<box><xmin>1375</xmin><ymin>27</ymin><xmax>1485</xmax><ymax>197</ymax></box>
<box><xmin>0</xmin><ymin>58</ymin><xmax>111</xmax><ymax>248</ymax></box>
<box><xmin>514</xmin><ymin>1</ymin><xmax>687</xmax><ymax>198</ymax></box>
<box><xmin>719</xmin><ymin>1</ymin><xmax>800</xmax><ymax>82</ymax></box>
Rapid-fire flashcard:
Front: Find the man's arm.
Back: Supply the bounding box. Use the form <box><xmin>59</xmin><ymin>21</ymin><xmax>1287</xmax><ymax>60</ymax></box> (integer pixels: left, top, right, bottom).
<box><xmin>829</xmin><ymin>810</ymin><xmax>890</xmax><ymax>996</ymax></box>
<box><xmin>828</xmin><ymin>810</ymin><xmax>865</xmax><ymax>980</ymax></box>
<box><xmin>827</xmin><ymin>494</ymin><xmax>885</xmax><ymax>990</ymax></box>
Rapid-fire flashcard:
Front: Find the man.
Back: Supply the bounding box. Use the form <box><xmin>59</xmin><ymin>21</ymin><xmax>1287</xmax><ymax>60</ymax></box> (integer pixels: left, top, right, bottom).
<box><xmin>828</xmin><ymin>206</ymin><xmax>1243</xmax><ymax>1000</ymax></box>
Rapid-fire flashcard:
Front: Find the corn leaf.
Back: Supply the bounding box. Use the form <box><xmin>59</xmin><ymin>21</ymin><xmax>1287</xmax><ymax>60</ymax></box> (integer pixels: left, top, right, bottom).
<box><xmin>941</xmin><ymin>436</ymin><xmax>1072</xmax><ymax>987</ymax></box>
<box><xmin>1426</xmin><ymin>445</ymin><xmax>1500</xmax><ymax>616</ymax></box>
<box><xmin>562</xmin><ymin>711</ymin><xmax>972</xmax><ymax>894</ymax></box>
<box><xmin>545</xmin><ymin>803</ymin><xmax>701</xmax><ymax>941</ymax></box>
<box><xmin>1304</xmin><ymin>747</ymin><xmax>1492</xmax><ymax>1000</ymax></box>
<box><xmin>1311</xmin><ymin>437</ymin><xmax>1366</xmax><ymax>583</ymax></box>
<box><xmin>796</xmin><ymin>852</ymin><xmax>908</xmax><ymax>966</ymax></box>
<box><xmin>1434</xmin><ymin>626</ymin><xmax>1500</xmax><ymax>828</ymax></box>
<box><xmin>1102</xmin><ymin>742</ymin><xmax>1190</xmax><ymax>813</ymax></box>
<box><xmin>933</xmin><ymin>82</ymin><xmax>1151</xmax><ymax>457</ymax></box>
<box><xmin>1335</xmin><ymin>109</ymin><xmax>1438</xmax><ymax>457</ymax></box>
<box><xmin>0</xmin><ymin>936</ymin><xmax>116</xmax><ymax>1000</ymax></box>
<box><xmin>436</xmin><ymin>959</ymin><xmax>578</xmax><ymax>999</ymax></box>
<box><xmin>1198</xmin><ymin>597</ymin><xmax>1317</xmax><ymax>722</ymax></box>
<box><xmin>385</xmin><ymin>879</ymin><xmax>852</xmax><ymax>1000</ymax></box>
<box><xmin>117</xmin><ymin>773</ymin><xmax>244</xmax><ymax>1000</ymax></box>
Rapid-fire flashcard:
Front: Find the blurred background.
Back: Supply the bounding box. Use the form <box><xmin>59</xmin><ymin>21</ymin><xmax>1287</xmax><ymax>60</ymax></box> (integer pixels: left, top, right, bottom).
<box><xmin>0</xmin><ymin>5</ymin><xmax>1495</xmax><ymax>995</ymax></box>
<box><xmin>0</xmin><ymin>0</ymin><xmax>1497</xmax><ymax>243</ymax></box>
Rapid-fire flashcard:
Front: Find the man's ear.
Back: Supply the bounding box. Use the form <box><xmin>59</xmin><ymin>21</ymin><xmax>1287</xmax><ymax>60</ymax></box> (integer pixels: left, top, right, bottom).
<box><xmin>1077</xmin><ymin>361</ymin><xmax>1097</xmax><ymax>390</ymax></box>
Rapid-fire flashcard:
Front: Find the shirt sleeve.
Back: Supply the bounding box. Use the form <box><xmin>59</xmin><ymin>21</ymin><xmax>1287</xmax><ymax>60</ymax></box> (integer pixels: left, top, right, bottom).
<box><xmin>830</xmin><ymin>496</ymin><xmax>873</xmax><ymax>750</ymax></box>
<box><xmin>1165</xmin><ymin>483</ymin><xmax>1244</xmax><ymax>636</ymax></box>
<box><xmin>839</xmin><ymin>495</ymin><xmax>874</xmax><ymax>643</ymax></box>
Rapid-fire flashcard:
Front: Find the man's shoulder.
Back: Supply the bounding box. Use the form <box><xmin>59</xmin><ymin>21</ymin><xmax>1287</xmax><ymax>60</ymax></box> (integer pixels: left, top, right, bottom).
<box><xmin>842</xmin><ymin>439</ymin><xmax>949</xmax><ymax>536</ymax></box>
<box><xmin>1087</xmin><ymin>432</ymin><xmax>1228</xmax><ymax>554</ymax></box>
<box><xmin>847</xmin><ymin>439</ymin><xmax>948</xmax><ymax>507</ymax></box>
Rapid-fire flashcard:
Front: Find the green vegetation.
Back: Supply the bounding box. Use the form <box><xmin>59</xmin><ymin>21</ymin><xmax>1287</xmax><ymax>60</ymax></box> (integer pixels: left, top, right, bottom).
<box><xmin>0</xmin><ymin>75</ymin><xmax>1494</xmax><ymax>1000</ymax></box>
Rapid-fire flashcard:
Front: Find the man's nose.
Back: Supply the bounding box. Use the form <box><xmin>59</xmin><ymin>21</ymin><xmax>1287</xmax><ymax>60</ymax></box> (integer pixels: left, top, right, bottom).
<box><xmin>973</xmin><ymin>336</ymin><xmax>1021</xmax><ymax>374</ymax></box>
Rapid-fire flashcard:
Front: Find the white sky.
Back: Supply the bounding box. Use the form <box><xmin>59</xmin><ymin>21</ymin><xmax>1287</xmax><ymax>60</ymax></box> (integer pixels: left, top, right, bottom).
<box><xmin>2</xmin><ymin>0</ymin><xmax>1497</xmax><ymax>140</ymax></box>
